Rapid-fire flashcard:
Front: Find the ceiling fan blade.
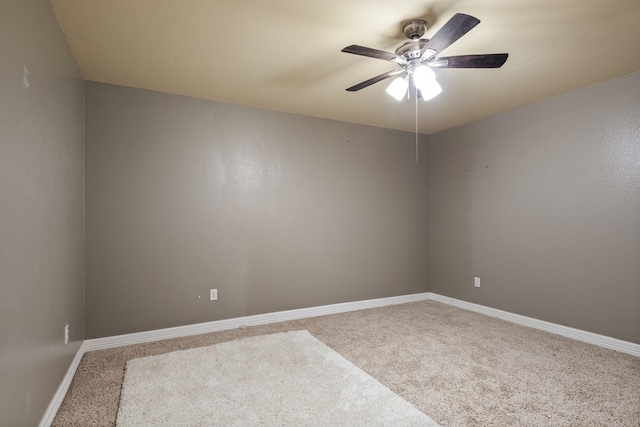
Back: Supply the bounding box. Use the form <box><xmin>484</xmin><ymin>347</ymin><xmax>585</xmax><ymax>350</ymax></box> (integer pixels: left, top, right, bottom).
<box><xmin>346</xmin><ymin>69</ymin><xmax>403</xmax><ymax>92</ymax></box>
<box><xmin>420</xmin><ymin>13</ymin><xmax>480</xmax><ymax>59</ymax></box>
<box><xmin>430</xmin><ymin>53</ymin><xmax>509</xmax><ymax>68</ymax></box>
<box><xmin>342</xmin><ymin>45</ymin><xmax>406</xmax><ymax>64</ymax></box>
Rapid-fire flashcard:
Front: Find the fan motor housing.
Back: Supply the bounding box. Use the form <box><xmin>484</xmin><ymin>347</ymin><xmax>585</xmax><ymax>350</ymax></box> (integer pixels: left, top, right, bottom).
<box><xmin>396</xmin><ymin>39</ymin><xmax>428</xmax><ymax>59</ymax></box>
<box><xmin>398</xmin><ymin>19</ymin><xmax>430</xmax><ymax>60</ymax></box>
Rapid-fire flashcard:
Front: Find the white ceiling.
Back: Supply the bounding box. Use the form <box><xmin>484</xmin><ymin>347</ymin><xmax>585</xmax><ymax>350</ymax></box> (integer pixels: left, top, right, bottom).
<box><xmin>51</xmin><ymin>0</ymin><xmax>640</xmax><ymax>134</ymax></box>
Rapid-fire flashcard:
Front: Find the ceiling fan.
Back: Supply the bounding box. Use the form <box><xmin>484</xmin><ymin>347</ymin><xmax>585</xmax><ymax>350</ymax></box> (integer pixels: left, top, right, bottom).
<box><xmin>341</xmin><ymin>13</ymin><xmax>508</xmax><ymax>101</ymax></box>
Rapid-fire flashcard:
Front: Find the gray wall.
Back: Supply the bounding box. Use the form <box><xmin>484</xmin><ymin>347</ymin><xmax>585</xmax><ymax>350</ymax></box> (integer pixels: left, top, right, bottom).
<box><xmin>428</xmin><ymin>72</ymin><xmax>640</xmax><ymax>343</ymax></box>
<box><xmin>85</xmin><ymin>82</ymin><xmax>429</xmax><ymax>338</ymax></box>
<box><xmin>0</xmin><ymin>1</ymin><xmax>85</xmax><ymax>425</ymax></box>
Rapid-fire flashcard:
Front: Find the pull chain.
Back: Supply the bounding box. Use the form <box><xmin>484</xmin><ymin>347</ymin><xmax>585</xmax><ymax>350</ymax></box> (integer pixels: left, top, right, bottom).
<box><xmin>415</xmin><ymin>85</ymin><xmax>419</xmax><ymax>163</ymax></box>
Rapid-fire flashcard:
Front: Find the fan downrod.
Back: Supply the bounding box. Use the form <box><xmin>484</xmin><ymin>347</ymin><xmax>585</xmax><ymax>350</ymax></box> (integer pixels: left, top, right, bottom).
<box><xmin>402</xmin><ymin>19</ymin><xmax>428</xmax><ymax>40</ymax></box>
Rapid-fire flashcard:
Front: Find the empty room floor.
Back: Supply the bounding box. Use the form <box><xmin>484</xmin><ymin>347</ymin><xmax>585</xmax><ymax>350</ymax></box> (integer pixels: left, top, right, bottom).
<box><xmin>54</xmin><ymin>300</ymin><xmax>640</xmax><ymax>426</ymax></box>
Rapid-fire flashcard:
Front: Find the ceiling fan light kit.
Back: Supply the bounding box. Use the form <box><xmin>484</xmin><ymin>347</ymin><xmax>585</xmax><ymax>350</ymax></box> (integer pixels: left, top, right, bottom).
<box><xmin>342</xmin><ymin>13</ymin><xmax>509</xmax><ymax>102</ymax></box>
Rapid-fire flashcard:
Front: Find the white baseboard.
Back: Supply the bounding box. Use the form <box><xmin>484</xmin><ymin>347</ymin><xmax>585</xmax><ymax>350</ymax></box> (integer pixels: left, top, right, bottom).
<box><xmin>39</xmin><ymin>341</ymin><xmax>86</xmax><ymax>427</ymax></box>
<box><xmin>83</xmin><ymin>292</ymin><xmax>432</xmax><ymax>351</ymax></box>
<box><xmin>427</xmin><ymin>293</ymin><xmax>640</xmax><ymax>357</ymax></box>
<box><xmin>83</xmin><ymin>292</ymin><xmax>639</xmax><ymax>356</ymax></box>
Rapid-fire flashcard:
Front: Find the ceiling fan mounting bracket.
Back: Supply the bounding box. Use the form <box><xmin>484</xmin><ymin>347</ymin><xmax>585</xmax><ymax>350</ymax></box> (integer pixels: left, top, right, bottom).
<box><xmin>402</xmin><ymin>20</ymin><xmax>428</xmax><ymax>40</ymax></box>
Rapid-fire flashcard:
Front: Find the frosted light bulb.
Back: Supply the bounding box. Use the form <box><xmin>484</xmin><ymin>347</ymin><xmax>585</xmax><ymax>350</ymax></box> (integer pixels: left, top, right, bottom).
<box><xmin>386</xmin><ymin>77</ymin><xmax>409</xmax><ymax>101</ymax></box>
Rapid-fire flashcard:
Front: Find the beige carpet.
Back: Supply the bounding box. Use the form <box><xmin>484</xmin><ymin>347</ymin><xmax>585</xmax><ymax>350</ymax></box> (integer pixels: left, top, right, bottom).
<box><xmin>116</xmin><ymin>330</ymin><xmax>438</xmax><ymax>426</ymax></box>
<box><xmin>54</xmin><ymin>300</ymin><xmax>640</xmax><ymax>426</ymax></box>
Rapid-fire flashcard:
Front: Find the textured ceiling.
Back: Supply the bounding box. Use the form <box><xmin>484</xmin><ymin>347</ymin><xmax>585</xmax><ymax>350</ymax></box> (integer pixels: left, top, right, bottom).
<box><xmin>51</xmin><ymin>0</ymin><xmax>640</xmax><ymax>134</ymax></box>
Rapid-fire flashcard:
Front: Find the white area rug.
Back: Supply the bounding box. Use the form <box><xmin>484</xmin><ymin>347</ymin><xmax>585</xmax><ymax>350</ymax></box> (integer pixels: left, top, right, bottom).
<box><xmin>116</xmin><ymin>330</ymin><xmax>439</xmax><ymax>426</ymax></box>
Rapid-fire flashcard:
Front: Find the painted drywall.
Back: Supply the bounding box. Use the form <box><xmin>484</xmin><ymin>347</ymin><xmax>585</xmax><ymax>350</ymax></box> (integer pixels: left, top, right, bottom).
<box><xmin>0</xmin><ymin>1</ymin><xmax>85</xmax><ymax>425</ymax></box>
<box><xmin>428</xmin><ymin>72</ymin><xmax>640</xmax><ymax>343</ymax></box>
<box><xmin>85</xmin><ymin>82</ymin><xmax>429</xmax><ymax>338</ymax></box>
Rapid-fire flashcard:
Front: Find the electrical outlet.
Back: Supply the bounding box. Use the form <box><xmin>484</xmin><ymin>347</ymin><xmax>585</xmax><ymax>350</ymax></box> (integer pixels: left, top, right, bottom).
<box><xmin>474</xmin><ymin>277</ymin><xmax>481</xmax><ymax>288</ymax></box>
<box><xmin>210</xmin><ymin>289</ymin><xmax>218</xmax><ymax>301</ymax></box>
<box><xmin>64</xmin><ymin>324</ymin><xmax>69</xmax><ymax>345</ymax></box>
